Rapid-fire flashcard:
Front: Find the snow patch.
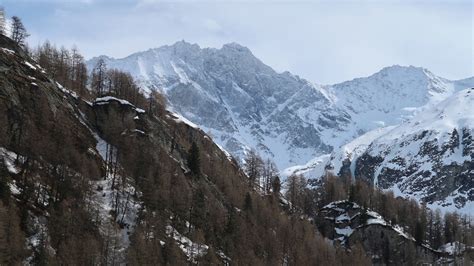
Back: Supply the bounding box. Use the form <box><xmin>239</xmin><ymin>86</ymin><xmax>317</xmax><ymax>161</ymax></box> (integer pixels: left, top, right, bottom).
<box><xmin>166</xmin><ymin>225</ymin><xmax>209</xmax><ymax>263</ymax></box>
<box><xmin>0</xmin><ymin>147</ymin><xmax>20</xmax><ymax>174</ymax></box>
<box><xmin>438</xmin><ymin>242</ymin><xmax>467</xmax><ymax>255</ymax></box>
<box><xmin>56</xmin><ymin>82</ymin><xmax>78</xmax><ymax>99</ymax></box>
<box><xmin>335</xmin><ymin>226</ymin><xmax>353</xmax><ymax>237</ymax></box>
<box><xmin>170</xmin><ymin>112</ymin><xmax>199</xmax><ymax>128</ymax></box>
<box><xmin>1</xmin><ymin>47</ymin><xmax>15</xmax><ymax>54</ymax></box>
<box><xmin>95</xmin><ymin>96</ymin><xmax>133</xmax><ymax>106</ymax></box>
<box><xmin>24</xmin><ymin>61</ymin><xmax>37</xmax><ymax>70</ymax></box>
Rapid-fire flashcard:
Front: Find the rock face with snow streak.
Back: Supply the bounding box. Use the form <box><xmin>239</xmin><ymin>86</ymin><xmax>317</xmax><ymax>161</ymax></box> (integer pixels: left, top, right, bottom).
<box><xmin>315</xmin><ymin>201</ymin><xmax>444</xmax><ymax>264</ymax></box>
<box><xmin>326</xmin><ymin>89</ymin><xmax>474</xmax><ymax>213</ymax></box>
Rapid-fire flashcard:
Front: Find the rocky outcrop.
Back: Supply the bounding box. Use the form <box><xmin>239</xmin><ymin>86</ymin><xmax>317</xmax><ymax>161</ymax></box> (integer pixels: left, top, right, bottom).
<box><xmin>0</xmin><ymin>35</ymin><xmax>103</xmax><ymax>178</ymax></box>
<box><xmin>315</xmin><ymin>201</ymin><xmax>447</xmax><ymax>265</ymax></box>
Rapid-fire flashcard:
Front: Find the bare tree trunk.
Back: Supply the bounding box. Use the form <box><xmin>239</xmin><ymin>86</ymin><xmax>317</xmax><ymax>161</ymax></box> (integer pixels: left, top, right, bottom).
<box><xmin>119</xmin><ymin>191</ymin><xmax>130</xmax><ymax>225</ymax></box>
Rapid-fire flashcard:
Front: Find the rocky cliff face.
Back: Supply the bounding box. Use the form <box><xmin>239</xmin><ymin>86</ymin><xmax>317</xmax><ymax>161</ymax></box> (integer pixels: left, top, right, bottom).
<box><xmin>0</xmin><ymin>36</ymin><xmax>102</xmax><ymax>179</ymax></box>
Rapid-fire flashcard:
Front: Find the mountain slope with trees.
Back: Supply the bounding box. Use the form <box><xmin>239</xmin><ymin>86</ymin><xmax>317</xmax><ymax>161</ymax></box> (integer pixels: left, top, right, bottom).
<box><xmin>0</xmin><ymin>30</ymin><xmax>369</xmax><ymax>265</ymax></box>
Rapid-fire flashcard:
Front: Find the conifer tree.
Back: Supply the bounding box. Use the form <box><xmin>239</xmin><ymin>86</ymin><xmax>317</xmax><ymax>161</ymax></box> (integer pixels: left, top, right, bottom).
<box><xmin>0</xmin><ymin>173</ymin><xmax>10</xmax><ymax>203</ymax></box>
<box><xmin>272</xmin><ymin>175</ymin><xmax>281</xmax><ymax>196</ymax></box>
<box><xmin>190</xmin><ymin>188</ymin><xmax>206</xmax><ymax>229</ymax></box>
<box><xmin>244</xmin><ymin>192</ymin><xmax>252</xmax><ymax>211</ymax></box>
<box><xmin>415</xmin><ymin>220</ymin><xmax>424</xmax><ymax>244</ymax></box>
<box><xmin>187</xmin><ymin>142</ymin><xmax>200</xmax><ymax>176</ymax></box>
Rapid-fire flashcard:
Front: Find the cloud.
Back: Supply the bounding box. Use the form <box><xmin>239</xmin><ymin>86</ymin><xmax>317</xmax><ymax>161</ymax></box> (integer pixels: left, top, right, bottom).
<box><xmin>8</xmin><ymin>0</ymin><xmax>473</xmax><ymax>84</ymax></box>
<box><xmin>203</xmin><ymin>18</ymin><xmax>222</xmax><ymax>33</ymax></box>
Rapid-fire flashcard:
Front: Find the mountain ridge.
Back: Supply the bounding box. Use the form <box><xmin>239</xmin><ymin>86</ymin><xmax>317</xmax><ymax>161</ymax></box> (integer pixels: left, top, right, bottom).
<box><xmin>86</xmin><ymin>42</ymin><xmax>474</xmax><ymax>215</ymax></box>
<box><xmin>86</xmin><ymin>41</ymin><xmax>474</xmax><ymax>172</ymax></box>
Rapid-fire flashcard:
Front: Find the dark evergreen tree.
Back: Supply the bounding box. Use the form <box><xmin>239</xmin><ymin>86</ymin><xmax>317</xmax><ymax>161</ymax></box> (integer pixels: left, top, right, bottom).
<box><xmin>0</xmin><ymin>171</ymin><xmax>10</xmax><ymax>203</ymax></box>
<box><xmin>383</xmin><ymin>237</ymin><xmax>391</xmax><ymax>265</ymax></box>
<box><xmin>272</xmin><ymin>175</ymin><xmax>281</xmax><ymax>195</ymax></box>
<box><xmin>162</xmin><ymin>237</ymin><xmax>185</xmax><ymax>265</ymax></box>
<box><xmin>225</xmin><ymin>208</ymin><xmax>237</xmax><ymax>236</ymax></box>
<box><xmin>187</xmin><ymin>142</ymin><xmax>200</xmax><ymax>176</ymax></box>
<box><xmin>415</xmin><ymin>220</ymin><xmax>424</xmax><ymax>244</ymax></box>
<box><xmin>359</xmin><ymin>208</ymin><xmax>369</xmax><ymax>225</ymax></box>
<box><xmin>190</xmin><ymin>188</ymin><xmax>206</xmax><ymax>229</ymax></box>
<box><xmin>244</xmin><ymin>192</ymin><xmax>252</xmax><ymax>211</ymax></box>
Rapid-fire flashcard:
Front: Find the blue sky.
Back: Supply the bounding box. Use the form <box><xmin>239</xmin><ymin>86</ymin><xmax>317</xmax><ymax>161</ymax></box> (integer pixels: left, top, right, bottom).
<box><xmin>0</xmin><ymin>0</ymin><xmax>472</xmax><ymax>84</ymax></box>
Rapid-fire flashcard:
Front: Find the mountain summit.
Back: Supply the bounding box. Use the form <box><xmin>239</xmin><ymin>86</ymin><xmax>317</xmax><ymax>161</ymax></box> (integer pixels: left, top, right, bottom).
<box><xmin>324</xmin><ymin>88</ymin><xmax>474</xmax><ymax>213</ymax></box>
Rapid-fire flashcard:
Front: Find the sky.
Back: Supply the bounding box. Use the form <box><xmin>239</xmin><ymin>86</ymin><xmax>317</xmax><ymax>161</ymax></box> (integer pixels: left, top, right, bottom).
<box><xmin>0</xmin><ymin>0</ymin><xmax>472</xmax><ymax>84</ymax></box>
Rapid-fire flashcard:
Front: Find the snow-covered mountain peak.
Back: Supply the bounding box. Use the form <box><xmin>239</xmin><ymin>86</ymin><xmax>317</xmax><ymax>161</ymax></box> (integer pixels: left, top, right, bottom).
<box><xmin>334</xmin><ymin>64</ymin><xmax>450</xmax><ymax>95</ymax></box>
<box><xmin>321</xmin><ymin>64</ymin><xmax>458</xmax><ymax>141</ymax></box>
<box><xmin>221</xmin><ymin>42</ymin><xmax>252</xmax><ymax>52</ymax></box>
<box><xmin>171</xmin><ymin>39</ymin><xmax>201</xmax><ymax>49</ymax></box>
<box><xmin>317</xmin><ymin>88</ymin><xmax>474</xmax><ymax>213</ymax></box>
<box><xmin>377</xmin><ymin>64</ymin><xmax>427</xmax><ymax>76</ymax></box>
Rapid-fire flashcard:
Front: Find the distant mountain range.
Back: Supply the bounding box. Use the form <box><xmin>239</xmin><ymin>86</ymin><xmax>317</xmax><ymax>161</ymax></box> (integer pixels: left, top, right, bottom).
<box><xmin>87</xmin><ymin>41</ymin><xmax>474</xmax><ymax>213</ymax></box>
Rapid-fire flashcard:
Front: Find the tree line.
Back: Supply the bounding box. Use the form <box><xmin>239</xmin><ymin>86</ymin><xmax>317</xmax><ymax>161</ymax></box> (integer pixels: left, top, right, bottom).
<box><xmin>28</xmin><ymin>42</ymin><xmax>168</xmax><ymax>117</ymax></box>
<box><xmin>283</xmin><ymin>172</ymin><xmax>473</xmax><ymax>251</ymax></box>
<box><xmin>0</xmin><ymin>10</ymin><xmax>165</xmax><ymax>116</ymax></box>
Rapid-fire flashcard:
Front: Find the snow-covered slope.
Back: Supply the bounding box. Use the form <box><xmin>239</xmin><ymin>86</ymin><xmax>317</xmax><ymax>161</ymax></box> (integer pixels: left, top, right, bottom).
<box><xmin>87</xmin><ymin>42</ymin><xmax>473</xmax><ymax>172</ymax></box>
<box><xmin>324</xmin><ymin>66</ymin><xmax>455</xmax><ymax>135</ymax></box>
<box><xmin>323</xmin><ymin>88</ymin><xmax>474</xmax><ymax>213</ymax></box>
